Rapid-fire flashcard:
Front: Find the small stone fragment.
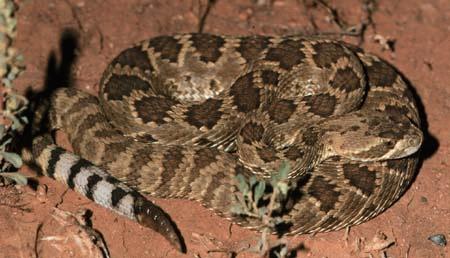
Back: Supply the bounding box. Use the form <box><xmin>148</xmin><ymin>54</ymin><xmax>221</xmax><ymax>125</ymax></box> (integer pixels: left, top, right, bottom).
<box><xmin>419</xmin><ymin>196</ymin><xmax>428</xmax><ymax>203</ymax></box>
<box><xmin>363</xmin><ymin>232</ymin><xmax>395</xmax><ymax>252</ymax></box>
<box><xmin>428</xmin><ymin>234</ymin><xmax>447</xmax><ymax>247</ymax></box>
<box><xmin>36</xmin><ymin>184</ymin><xmax>48</xmax><ymax>203</ymax></box>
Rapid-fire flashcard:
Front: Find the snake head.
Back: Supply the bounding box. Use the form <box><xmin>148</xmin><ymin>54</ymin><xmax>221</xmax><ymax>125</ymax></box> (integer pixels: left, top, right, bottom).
<box><xmin>322</xmin><ymin>112</ymin><xmax>423</xmax><ymax>162</ymax></box>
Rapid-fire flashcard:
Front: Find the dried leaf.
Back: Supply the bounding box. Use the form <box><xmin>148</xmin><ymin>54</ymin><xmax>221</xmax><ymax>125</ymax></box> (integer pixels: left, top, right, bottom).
<box><xmin>363</xmin><ymin>232</ymin><xmax>395</xmax><ymax>252</ymax></box>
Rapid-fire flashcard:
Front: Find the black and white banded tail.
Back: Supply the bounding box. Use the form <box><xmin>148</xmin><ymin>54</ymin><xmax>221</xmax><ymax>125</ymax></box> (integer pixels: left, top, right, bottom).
<box><xmin>32</xmin><ymin>134</ymin><xmax>184</xmax><ymax>252</ymax></box>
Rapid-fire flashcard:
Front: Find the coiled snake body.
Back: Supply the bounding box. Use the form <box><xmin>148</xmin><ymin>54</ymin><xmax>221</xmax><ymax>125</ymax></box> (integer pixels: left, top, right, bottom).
<box><xmin>31</xmin><ymin>34</ymin><xmax>423</xmax><ymax>251</ymax></box>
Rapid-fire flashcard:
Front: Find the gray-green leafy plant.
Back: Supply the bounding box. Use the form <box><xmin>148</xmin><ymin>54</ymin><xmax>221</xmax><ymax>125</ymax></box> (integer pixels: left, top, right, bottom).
<box><xmin>233</xmin><ymin>162</ymin><xmax>296</xmax><ymax>257</ymax></box>
<box><xmin>0</xmin><ymin>0</ymin><xmax>28</xmax><ymax>185</ymax></box>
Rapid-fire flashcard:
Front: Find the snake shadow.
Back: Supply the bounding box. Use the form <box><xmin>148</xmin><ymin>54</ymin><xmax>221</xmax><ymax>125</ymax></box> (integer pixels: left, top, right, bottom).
<box><xmin>24</xmin><ymin>28</ymin><xmax>79</xmax><ymax>141</ymax></box>
<box><xmin>22</xmin><ymin>28</ymin><xmax>80</xmax><ymax>180</ymax></box>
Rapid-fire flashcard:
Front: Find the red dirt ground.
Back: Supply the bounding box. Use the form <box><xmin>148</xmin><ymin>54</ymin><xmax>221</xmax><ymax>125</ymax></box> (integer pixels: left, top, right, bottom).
<box><xmin>1</xmin><ymin>0</ymin><xmax>449</xmax><ymax>257</ymax></box>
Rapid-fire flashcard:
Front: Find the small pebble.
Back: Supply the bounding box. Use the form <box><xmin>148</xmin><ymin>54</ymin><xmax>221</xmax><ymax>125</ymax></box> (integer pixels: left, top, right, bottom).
<box><xmin>428</xmin><ymin>234</ymin><xmax>447</xmax><ymax>247</ymax></box>
<box><xmin>36</xmin><ymin>184</ymin><xmax>48</xmax><ymax>203</ymax></box>
<box><xmin>419</xmin><ymin>196</ymin><xmax>428</xmax><ymax>203</ymax></box>
<box><xmin>76</xmin><ymin>1</ymin><xmax>85</xmax><ymax>8</ymax></box>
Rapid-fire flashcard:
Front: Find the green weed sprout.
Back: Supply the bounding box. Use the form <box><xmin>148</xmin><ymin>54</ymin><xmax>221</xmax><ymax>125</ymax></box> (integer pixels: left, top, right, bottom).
<box><xmin>233</xmin><ymin>162</ymin><xmax>296</xmax><ymax>257</ymax></box>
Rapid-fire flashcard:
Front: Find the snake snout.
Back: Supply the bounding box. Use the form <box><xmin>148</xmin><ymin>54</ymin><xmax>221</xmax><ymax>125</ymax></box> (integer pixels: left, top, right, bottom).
<box><xmin>390</xmin><ymin>128</ymin><xmax>423</xmax><ymax>159</ymax></box>
<box><xmin>402</xmin><ymin>129</ymin><xmax>423</xmax><ymax>156</ymax></box>
<box><xmin>407</xmin><ymin>135</ymin><xmax>422</xmax><ymax>149</ymax></box>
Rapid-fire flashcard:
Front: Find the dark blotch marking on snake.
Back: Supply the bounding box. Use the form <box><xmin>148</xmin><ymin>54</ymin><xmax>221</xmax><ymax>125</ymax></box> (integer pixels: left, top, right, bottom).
<box><xmin>240</xmin><ymin>122</ymin><xmax>265</xmax><ymax>144</ymax></box>
<box><xmin>75</xmin><ymin>113</ymin><xmax>104</xmax><ymax>137</ymax></box>
<box><xmin>209</xmin><ymin>79</ymin><xmax>220</xmax><ymax>92</ymax></box>
<box><xmin>131</xmin><ymin>145</ymin><xmax>156</xmax><ymax>171</ymax></box>
<box><xmin>101</xmin><ymin>141</ymin><xmax>131</xmax><ymax>165</ymax></box>
<box><xmin>190</xmin><ymin>34</ymin><xmax>225</xmax><ymax>63</ymax></box>
<box><xmin>340</xmin><ymin>42</ymin><xmax>364</xmax><ymax>54</ymax></box>
<box><xmin>64</xmin><ymin>95</ymin><xmax>99</xmax><ymax>119</ymax></box>
<box><xmin>304</xmin><ymin>93</ymin><xmax>337</xmax><ymax>117</ymax></box>
<box><xmin>384</xmin><ymin>105</ymin><xmax>411</xmax><ymax>122</ymax></box>
<box><xmin>134</xmin><ymin>134</ymin><xmax>158</xmax><ymax>143</ymax></box>
<box><xmin>236</xmin><ymin>36</ymin><xmax>270</xmax><ymax>63</ymax></box>
<box><xmin>378</xmin><ymin>129</ymin><xmax>403</xmax><ymax>139</ymax></box>
<box><xmin>302</xmin><ymin>130</ymin><xmax>320</xmax><ymax>146</ymax></box>
<box><xmin>268</xmin><ymin>99</ymin><xmax>297</xmax><ymax>124</ymax></box>
<box><xmin>308</xmin><ymin>175</ymin><xmax>340</xmax><ymax>212</ymax></box>
<box><xmin>330</xmin><ymin>67</ymin><xmax>361</xmax><ymax>93</ymax></box>
<box><xmin>265</xmin><ymin>39</ymin><xmax>306</xmax><ymax>70</ymax></box>
<box><xmin>230</xmin><ymin>72</ymin><xmax>261</xmax><ymax>113</ymax></box>
<box><xmin>185</xmin><ymin>99</ymin><xmax>223</xmax><ymax>129</ymax></box>
<box><xmin>134</xmin><ymin>95</ymin><xmax>178</xmax><ymax>124</ymax></box>
<box><xmin>342</xmin><ymin>163</ymin><xmax>376</xmax><ymax>196</ymax></box>
<box><xmin>257</xmin><ymin>148</ymin><xmax>278</xmax><ymax>162</ymax></box>
<box><xmin>149</xmin><ymin>36</ymin><xmax>182</xmax><ymax>63</ymax></box>
<box><xmin>154</xmin><ymin>147</ymin><xmax>186</xmax><ymax>197</ymax></box>
<box><xmin>261</xmin><ymin>70</ymin><xmax>280</xmax><ymax>85</ymax></box>
<box><xmin>112</xmin><ymin>46</ymin><xmax>154</xmax><ymax>72</ymax></box>
<box><xmin>284</xmin><ymin>145</ymin><xmax>305</xmax><ymax>161</ymax></box>
<box><xmin>366</xmin><ymin>59</ymin><xmax>398</xmax><ymax>86</ymax></box>
<box><xmin>182</xmin><ymin>148</ymin><xmax>221</xmax><ymax>195</ymax></box>
<box><xmin>312</xmin><ymin>42</ymin><xmax>348</xmax><ymax>69</ymax></box>
<box><xmin>386</xmin><ymin>158</ymin><xmax>409</xmax><ymax>172</ymax></box>
<box><xmin>117</xmin><ymin>145</ymin><xmax>156</xmax><ymax>188</ymax></box>
<box><xmin>104</xmin><ymin>74</ymin><xmax>151</xmax><ymax>101</ymax></box>
<box><xmin>104</xmin><ymin>139</ymin><xmax>132</xmax><ymax>158</ymax></box>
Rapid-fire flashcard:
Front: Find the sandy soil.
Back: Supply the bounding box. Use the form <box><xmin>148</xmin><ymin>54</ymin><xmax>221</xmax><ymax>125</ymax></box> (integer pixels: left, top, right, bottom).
<box><xmin>1</xmin><ymin>0</ymin><xmax>449</xmax><ymax>257</ymax></box>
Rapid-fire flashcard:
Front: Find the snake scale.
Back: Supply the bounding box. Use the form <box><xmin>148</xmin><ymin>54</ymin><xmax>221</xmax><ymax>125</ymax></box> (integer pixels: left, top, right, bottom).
<box><xmin>30</xmin><ymin>33</ymin><xmax>423</xmax><ymax>252</ymax></box>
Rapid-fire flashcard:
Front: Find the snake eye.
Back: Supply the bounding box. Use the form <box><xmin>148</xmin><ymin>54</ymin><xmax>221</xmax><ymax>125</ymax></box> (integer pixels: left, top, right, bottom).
<box><xmin>385</xmin><ymin>140</ymin><xmax>395</xmax><ymax>148</ymax></box>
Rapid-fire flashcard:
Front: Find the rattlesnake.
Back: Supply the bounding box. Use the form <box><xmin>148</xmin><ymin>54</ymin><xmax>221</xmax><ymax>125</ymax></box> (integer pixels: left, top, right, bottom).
<box><xmin>30</xmin><ymin>33</ymin><xmax>423</xmax><ymax>252</ymax></box>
